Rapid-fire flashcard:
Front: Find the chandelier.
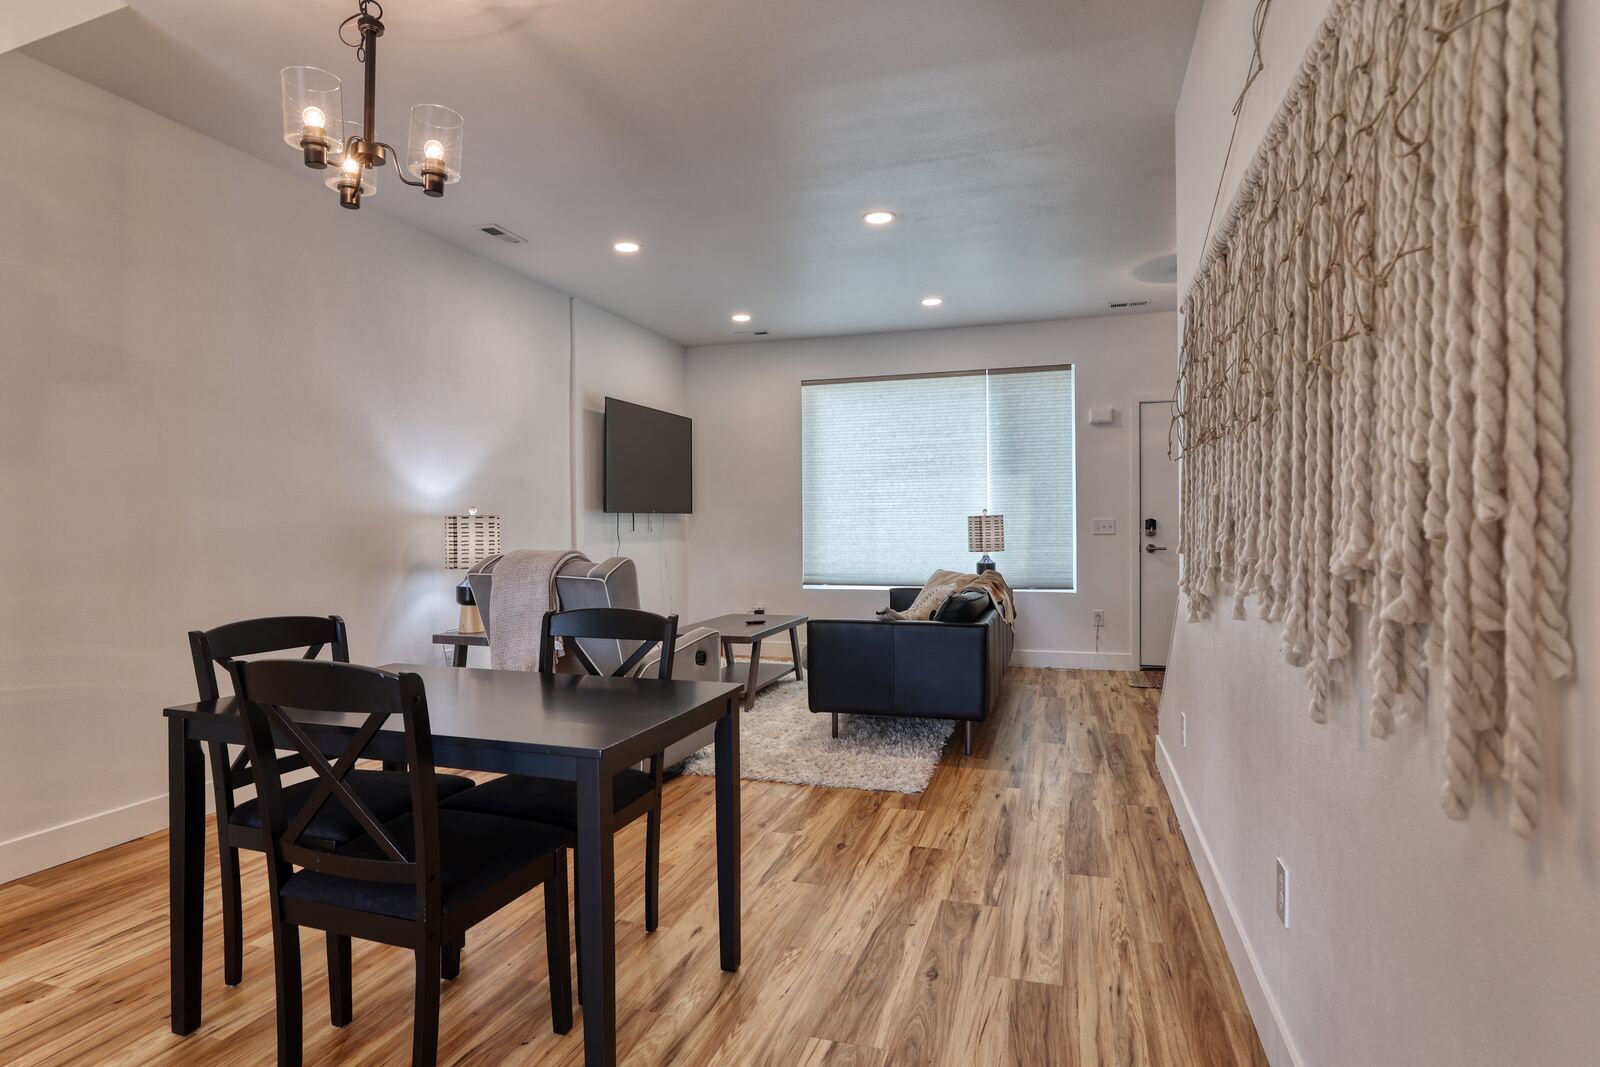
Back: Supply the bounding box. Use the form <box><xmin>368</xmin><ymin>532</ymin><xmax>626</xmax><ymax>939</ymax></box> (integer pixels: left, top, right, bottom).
<box><xmin>279</xmin><ymin>0</ymin><xmax>462</xmax><ymax>210</ymax></box>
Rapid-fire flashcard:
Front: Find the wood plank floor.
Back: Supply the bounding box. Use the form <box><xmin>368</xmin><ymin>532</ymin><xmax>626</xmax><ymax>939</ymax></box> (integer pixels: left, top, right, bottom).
<box><xmin>0</xmin><ymin>668</ymin><xmax>1266</xmax><ymax>1065</ymax></box>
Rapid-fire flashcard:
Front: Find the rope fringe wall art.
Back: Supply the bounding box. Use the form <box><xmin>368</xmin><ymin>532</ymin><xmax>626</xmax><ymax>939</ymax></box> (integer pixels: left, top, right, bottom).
<box><xmin>1173</xmin><ymin>0</ymin><xmax>1569</xmax><ymax>837</ymax></box>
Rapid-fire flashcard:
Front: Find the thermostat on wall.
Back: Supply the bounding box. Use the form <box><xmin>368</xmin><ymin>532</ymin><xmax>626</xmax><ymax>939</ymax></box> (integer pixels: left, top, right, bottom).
<box><xmin>1088</xmin><ymin>406</ymin><xmax>1116</xmax><ymax>426</ymax></box>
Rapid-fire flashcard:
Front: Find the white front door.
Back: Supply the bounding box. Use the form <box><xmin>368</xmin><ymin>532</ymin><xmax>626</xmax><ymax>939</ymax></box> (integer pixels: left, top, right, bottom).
<box><xmin>1138</xmin><ymin>400</ymin><xmax>1180</xmax><ymax>668</ymax></box>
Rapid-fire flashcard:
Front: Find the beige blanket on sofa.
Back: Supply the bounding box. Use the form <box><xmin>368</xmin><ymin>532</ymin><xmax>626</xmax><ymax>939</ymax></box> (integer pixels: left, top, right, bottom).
<box><xmin>488</xmin><ymin>548</ymin><xmax>586</xmax><ymax>671</ymax></box>
<box><xmin>883</xmin><ymin>568</ymin><xmax>1017</xmax><ymax>625</ymax></box>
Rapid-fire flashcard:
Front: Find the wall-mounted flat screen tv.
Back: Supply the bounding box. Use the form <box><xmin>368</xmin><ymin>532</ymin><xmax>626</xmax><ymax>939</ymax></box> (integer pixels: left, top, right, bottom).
<box><xmin>603</xmin><ymin>397</ymin><xmax>693</xmax><ymax>514</ymax></box>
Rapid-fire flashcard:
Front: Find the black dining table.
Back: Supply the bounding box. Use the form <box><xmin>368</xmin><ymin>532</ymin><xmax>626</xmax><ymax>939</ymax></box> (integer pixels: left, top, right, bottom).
<box><xmin>164</xmin><ymin>663</ymin><xmax>745</xmax><ymax>1066</ymax></box>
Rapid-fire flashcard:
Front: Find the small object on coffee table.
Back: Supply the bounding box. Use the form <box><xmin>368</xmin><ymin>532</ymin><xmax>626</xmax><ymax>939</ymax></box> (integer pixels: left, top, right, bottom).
<box><xmin>690</xmin><ymin>611</ymin><xmax>807</xmax><ymax>711</ymax></box>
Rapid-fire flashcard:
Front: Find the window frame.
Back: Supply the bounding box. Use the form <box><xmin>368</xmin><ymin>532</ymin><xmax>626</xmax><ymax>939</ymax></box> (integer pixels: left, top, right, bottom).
<box><xmin>798</xmin><ymin>362</ymin><xmax>1078</xmax><ymax>593</ymax></box>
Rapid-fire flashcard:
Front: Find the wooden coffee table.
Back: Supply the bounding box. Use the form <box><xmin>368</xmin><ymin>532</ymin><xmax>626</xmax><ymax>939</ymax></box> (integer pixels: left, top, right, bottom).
<box><xmin>690</xmin><ymin>613</ymin><xmax>807</xmax><ymax>710</ymax></box>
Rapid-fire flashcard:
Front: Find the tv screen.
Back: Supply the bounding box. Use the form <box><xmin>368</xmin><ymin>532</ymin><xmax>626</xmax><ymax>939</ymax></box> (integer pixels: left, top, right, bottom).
<box><xmin>604</xmin><ymin>397</ymin><xmax>693</xmax><ymax>514</ymax></box>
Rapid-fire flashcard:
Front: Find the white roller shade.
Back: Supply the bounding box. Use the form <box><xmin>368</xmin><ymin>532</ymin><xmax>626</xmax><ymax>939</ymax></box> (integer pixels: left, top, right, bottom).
<box><xmin>802</xmin><ymin>365</ymin><xmax>1075</xmax><ymax>590</ymax></box>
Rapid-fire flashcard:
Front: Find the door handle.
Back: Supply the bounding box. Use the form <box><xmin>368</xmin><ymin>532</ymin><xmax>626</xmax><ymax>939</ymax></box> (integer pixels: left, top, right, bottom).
<box><xmin>1145</xmin><ymin>543</ymin><xmax>1168</xmax><ymax>554</ymax></box>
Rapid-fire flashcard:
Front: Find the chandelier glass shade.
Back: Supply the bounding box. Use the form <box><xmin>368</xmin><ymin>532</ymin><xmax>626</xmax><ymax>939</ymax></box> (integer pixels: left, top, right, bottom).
<box><xmin>279</xmin><ymin>0</ymin><xmax>463</xmax><ymax>210</ymax></box>
<box><xmin>280</xmin><ymin>66</ymin><xmax>343</xmax><ymax>167</ymax></box>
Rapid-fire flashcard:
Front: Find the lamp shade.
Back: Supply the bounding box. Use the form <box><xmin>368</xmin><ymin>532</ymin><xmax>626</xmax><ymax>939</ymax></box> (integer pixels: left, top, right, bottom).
<box><xmin>444</xmin><ymin>507</ymin><xmax>501</xmax><ymax>569</ymax></box>
<box><xmin>280</xmin><ymin>66</ymin><xmax>342</xmax><ymax>163</ymax></box>
<box><xmin>405</xmin><ymin>104</ymin><xmax>463</xmax><ymax>192</ymax></box>
<box><xmin>967</xmin><ymin>511</ymin><xmax>1005</xmax><ymax>553</ymax></box>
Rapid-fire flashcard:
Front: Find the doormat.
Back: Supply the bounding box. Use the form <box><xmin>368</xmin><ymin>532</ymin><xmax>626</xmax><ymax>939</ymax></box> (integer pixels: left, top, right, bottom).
<box><xmin>1127</xmin><ymin>670</ymin><xmax>1165</xmax><ymax>689</ymax></box>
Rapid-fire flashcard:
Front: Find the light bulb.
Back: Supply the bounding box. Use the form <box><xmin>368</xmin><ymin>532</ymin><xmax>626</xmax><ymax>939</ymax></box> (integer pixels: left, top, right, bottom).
<box><xmin>731</xmin><ymin>313</ymin><xmax>752</xmax><ymax>323</ymax></box>
<box><xmin>342</xmin><ymin>155</ymin><xmax>362</xmax><ymax>174</ymax></box>
<box><xmin>862</xmin><ymin>210</ymin><xmax>896</xmax><ymax>226</ymax></box>
<box><xmin>423</xmin><ymin>139</ymin><xmax>445</xmax><ymax>161</ymax></box>
<box><xmin>302</xmin><ymin>106</ymin><xmax>326</xmax><ymax>130</ymax></box>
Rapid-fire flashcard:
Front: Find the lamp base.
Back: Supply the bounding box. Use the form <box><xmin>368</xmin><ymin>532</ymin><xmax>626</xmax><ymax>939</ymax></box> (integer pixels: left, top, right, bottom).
<box><xmin>458</xmin><ymin>603</ymin><xmax>484</xmax><ymax>634</ymax></box>
<box><xmin>976</xmin><ymin>554</ymin><xmax>997</xmax><ymax>575</ymax></box>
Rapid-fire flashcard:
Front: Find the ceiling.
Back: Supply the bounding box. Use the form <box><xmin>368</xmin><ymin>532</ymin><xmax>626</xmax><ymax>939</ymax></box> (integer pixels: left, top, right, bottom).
<box><xmin>25</xmin><ymin>0</ymin><xmax>1200</xmax><ymax>347</ymax></box>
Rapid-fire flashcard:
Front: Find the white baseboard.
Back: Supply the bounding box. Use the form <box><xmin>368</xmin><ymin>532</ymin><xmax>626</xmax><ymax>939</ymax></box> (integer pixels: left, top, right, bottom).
<box><xmin>0</xmin><ymin>788</ymin><xmax>215</xmax><ymax>885</ymax></box>
<box><xmin>1012</xmin><ymin>647</ymin><xmax>1135</xmax><ymax>670</ymax></box>
<box><xmin>1156</xmin><ymin>736</ymin><xmax>1302</xmax><ymax>1067</ymax></box>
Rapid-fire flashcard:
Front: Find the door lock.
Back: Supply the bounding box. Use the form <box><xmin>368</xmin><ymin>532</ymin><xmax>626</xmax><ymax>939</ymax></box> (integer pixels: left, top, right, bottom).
<box><xmin>1145</xmin><ymin>543</ymin><xmax>1168</xmax><ymax>554</ymax></box>
<box><xmin>1144</xmin><ymin>517</ymin><xmax>1158</xmax><ymax>537</ymax></box>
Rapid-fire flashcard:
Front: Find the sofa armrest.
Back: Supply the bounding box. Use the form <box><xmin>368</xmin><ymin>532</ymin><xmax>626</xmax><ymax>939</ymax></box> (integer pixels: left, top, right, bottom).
<box><xmin>888</xmin><ymin>587</ymin><xmax>921</xmax><ymax>612</ymax></box>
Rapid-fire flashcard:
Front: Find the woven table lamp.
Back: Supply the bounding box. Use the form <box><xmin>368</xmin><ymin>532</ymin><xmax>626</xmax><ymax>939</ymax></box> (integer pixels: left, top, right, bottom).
<box><xmin>444</xmin><ymin>506</ymin><xmax>501</xmax><ymax>632</ymax></box>
<box><xmin>967</xmin><ymin>509</ymin><xmax>1004</xmax><ymax>575</ymax></box>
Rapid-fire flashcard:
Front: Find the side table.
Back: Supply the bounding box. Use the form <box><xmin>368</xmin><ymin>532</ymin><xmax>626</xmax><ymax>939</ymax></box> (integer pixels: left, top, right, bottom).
<box><xmin>433</xmin><ymin>628</ymin><xmax>489</xmax><ymax>667</ymax></box>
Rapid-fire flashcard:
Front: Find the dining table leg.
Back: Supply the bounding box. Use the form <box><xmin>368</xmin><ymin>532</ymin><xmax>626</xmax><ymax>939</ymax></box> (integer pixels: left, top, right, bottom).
<box><xmin>714</xmin><ymin>693</ymin><xmax>742</xmax><ymax>972</ymax></box>
<box><xmin>574</xmin><ymin>760</ymin><xmax>617</xmax><ymax>1065</ymax></box>
<box><xmin>168</xmin><ymin>716</ymin><xmax>204</xmax><ymax>1034</ymax></box>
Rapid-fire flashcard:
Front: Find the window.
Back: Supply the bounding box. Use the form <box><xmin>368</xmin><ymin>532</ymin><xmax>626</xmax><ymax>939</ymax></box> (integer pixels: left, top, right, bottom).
<box><xmin>801</xmin><ymin>364</ymin><xmax>1076</xmax><ymax>590</ymax></box>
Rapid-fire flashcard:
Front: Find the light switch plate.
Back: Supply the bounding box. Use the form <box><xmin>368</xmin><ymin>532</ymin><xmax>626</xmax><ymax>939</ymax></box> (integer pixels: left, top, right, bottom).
<box><xmin>1087</xmin><ymin>405</ymin><xmax>1116</xmax><ymax>425</ymax></box>
<box><xmin>1092</xmin><ymin>518</ymin><xmax>1117</xmax><ymax>535</ymax></box>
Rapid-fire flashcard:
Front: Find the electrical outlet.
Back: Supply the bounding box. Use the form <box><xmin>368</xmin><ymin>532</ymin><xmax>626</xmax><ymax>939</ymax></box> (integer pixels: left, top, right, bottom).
<box><xmin>1276</xmin><ymin>858</ymin><xmax>1290</xmax><ymax>927</ymax></box>
<box><xmin>1092</xmin><ymin>609</ymin><xmax>1105</xmax><ymax>627</ymax></box>
<box><xmin>1180</xmin><ymin>711</ymin><xmax>1187</xmax><ymax>747</ymax></box>
<box><xmin>1092</xmin><ymin>518</ymin><xmax>1117</xmax><ymax>535</ymax></box>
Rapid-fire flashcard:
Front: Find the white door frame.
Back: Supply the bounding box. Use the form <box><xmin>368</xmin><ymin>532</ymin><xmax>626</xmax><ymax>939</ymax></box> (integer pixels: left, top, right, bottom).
<box><xmin>1128</xmin><ymin>391</ymin><xmax>1177</xmax><ymax>669</ymax></box>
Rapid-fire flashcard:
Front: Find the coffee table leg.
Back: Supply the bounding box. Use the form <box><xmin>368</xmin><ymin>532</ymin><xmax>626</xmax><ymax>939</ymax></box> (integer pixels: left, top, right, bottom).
<box><xmin>744</xmin><ymin>639</ymin><xmax>762</xmax><ymax>711</ymax></box>
<box><xmin>788</xmin><ymin>625</ymin><xmax>804</xmax><ymax>682</ymax></box>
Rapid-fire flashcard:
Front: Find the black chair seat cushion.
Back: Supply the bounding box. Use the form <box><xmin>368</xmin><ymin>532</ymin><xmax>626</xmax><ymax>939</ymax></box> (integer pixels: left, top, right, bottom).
<box><xmin>230</xmin><ymin>770</ymin><xmax>475</xmax><ymax>846</ymax></box>
<box><xmin>441</xmin><ymin>769</ymin><xmax>657</xmax><ymax>830</ymax></box>
<box><xmin>933</xmin><ymin>589</ymin><xmax>994</xmax><ymax>623</ymax></box>
<box><xmin>280</xmin><ymin>810</ymin><xmax>571</xmax><ymax>921</ymax></box>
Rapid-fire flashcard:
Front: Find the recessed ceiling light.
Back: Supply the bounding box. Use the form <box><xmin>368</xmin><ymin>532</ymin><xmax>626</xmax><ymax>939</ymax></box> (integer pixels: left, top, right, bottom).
<box><xmin>613</xmin><ymin>240</ymin><xmax>641</xmax><ymax>254</ymax></box>
<box><xmin>731</xmin><ymin>312</ymin><xmax>752</xmax><ymax>323</ymax></box>
<box><xmin>921</xmin><ymin>296</ymin><xmax>943</xmax><ymax>307</ymax></box>
<box><xmin>862</xmin><ymin>210</ymin><xmax>896</xmax><ymax>226</ymax></box>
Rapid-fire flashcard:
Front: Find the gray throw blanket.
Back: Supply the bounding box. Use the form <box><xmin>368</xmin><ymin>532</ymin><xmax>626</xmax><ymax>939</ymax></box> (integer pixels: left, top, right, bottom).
<box><xmin>488</xmin><ymin>548</ymin><xmax>585</xmax><ymax>671</ymax></box>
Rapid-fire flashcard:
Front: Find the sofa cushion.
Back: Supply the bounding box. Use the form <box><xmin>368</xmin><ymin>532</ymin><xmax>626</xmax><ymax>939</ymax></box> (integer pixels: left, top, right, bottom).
<box><xmin>933</xmin><ymin>589</ymin><xmax>993</xmax><ymax>623</ymax></box>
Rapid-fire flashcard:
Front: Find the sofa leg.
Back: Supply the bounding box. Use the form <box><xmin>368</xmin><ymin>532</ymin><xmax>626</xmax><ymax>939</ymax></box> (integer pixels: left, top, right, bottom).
<box><xmin>964</xmin><ymin>722</ymin><xmax>972</xmax><ymax>757</ymax></box>
<box><xmin>831</xmin><ymin>712</ymin><xmax>839</xmax><ymax>739</ymax></box>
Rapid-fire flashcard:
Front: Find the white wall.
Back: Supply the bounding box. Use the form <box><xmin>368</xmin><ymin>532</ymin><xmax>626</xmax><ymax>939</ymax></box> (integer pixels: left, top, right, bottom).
<box><xmin>684</xmin><ymin>313</ymin><xmax>1176</xmax><ymax>666</ymax></box>
<box><xmin>570</xmin><ymin>299</ymin><xmax>690</xmax><ymax>617</ymax></box>
<box><xmin>0</xmin><ymin>53</ymin><xmax>684</xmax><ymax>881</ymax></box>
<box><xmin>0</xmin><ymin>0</ymin><xmax>123</xmax><ymax>54</ymax></box>
<box><xmin>1162</xmin><ymin>4</ymin><xmax>1600</xmax><ymax>1066</ymax></box>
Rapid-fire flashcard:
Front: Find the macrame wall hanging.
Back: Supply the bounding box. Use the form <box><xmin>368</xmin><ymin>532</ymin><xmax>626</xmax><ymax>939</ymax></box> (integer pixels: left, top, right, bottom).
<box><xmin>1174</xmin><ymin>0</ymin><xmax>1569</xmax><ymax>837</ymax></box>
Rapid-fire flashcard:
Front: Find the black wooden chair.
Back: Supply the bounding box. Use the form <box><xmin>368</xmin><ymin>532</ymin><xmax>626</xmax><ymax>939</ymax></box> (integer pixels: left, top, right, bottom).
<box><xmin>444</xmin><ymin>608</ymin><xmax>677</xmax><ymax>942</ymax></box>
<box><xmin>188</xmin><ymin>616</ymin><xmax>476</xmax><ymax>988</ymax></box>
<box><xmin>232</xmin><ymin>658</ymin><xmax>573</xmax><ymax>1067</ymax></box>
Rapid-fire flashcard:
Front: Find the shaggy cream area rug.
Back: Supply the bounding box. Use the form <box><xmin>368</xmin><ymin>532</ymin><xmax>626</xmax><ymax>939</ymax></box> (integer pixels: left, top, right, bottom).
<box><xmin>678</xmin><ymin>677</ymin><xmax>954</xmax><ymax>794</ymax></box>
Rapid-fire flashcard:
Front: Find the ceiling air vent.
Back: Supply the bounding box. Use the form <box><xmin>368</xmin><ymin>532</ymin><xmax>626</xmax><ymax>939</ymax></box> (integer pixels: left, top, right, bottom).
<box><xmin>478</xmin><ymin>224</ymin><xmax>527</xmax><ymax>245</ymax></box>
<box><xmin>1107</xmin><ymin>300</ymin><xmax>1150</xmax><ymax>309</ymax></box>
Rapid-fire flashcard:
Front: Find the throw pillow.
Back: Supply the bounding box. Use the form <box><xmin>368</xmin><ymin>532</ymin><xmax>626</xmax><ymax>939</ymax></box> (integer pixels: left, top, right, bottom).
<box><xmin>933</xmin><ymin>589</ymin><xmax>993</xmax><ymax>623</ymax></box>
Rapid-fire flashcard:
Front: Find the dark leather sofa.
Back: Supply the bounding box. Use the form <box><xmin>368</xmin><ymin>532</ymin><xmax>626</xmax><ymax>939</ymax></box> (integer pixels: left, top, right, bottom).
<box><xmin>806</xmin><ymin>586</ymin><xmax>1014</xmax><ymax>755</ymax></box>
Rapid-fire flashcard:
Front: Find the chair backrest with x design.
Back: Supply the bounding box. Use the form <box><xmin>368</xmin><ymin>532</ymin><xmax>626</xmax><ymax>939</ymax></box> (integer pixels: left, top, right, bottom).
<box><xmin>187</xmin><ymin>616</ymin><xmax>351</xmax><ymax>819</ymax></box>
<box><xmin>231</xmin><ymin>658</ymin><xmax>441</xmax><ymax>912</ymax></box>
<box><xmin>538</xmin><ymin>608</ymin><xmax>679</xmax><ymax>680</ymax></box>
